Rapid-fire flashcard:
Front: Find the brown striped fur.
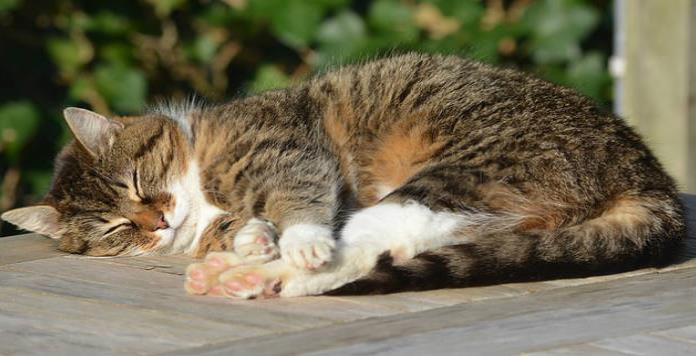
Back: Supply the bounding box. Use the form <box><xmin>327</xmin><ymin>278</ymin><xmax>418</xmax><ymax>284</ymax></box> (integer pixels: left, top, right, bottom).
<box><xmin>2</xmin><ymin>53</ymin><xmax>687</xmax><ymax>293</ymax></box>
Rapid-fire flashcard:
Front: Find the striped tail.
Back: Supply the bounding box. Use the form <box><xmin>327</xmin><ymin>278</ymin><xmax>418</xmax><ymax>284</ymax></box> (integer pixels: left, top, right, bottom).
<box><xmin>327</xmin><ymin>192</ymin><xmax>687</xmax><ymax>295</ymax></box>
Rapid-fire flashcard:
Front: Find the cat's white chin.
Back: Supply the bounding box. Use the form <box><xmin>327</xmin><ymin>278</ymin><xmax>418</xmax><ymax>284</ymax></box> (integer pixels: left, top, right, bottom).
<box><xmin>154</xmin><ymin>227</ymin><xmax>176</xmax><ymax>248</ymax></box>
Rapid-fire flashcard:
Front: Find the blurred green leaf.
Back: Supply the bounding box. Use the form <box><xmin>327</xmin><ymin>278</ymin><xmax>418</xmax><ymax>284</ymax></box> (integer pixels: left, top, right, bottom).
<box><xmin>100</xmin><ymin>42</ymin><xmax>133</xmax><ymax>65</ymax></box>
<box><xmin>429</xmin><ymin>0</ymin><xmax>484</xmax><ymax>28</ymax></box>
<box><xmin>523</xmin><ymin>0</ymin><xmax>599</xmax><ymax>63</ymax></box>
<box><xmin>0</xmin><ymin>101</ymin><xmax>40</xmax><ymax>163</ymax></box>
<box><xmin>67</xmin><ymin>76</ymin><xmax>91</xmax><ymax>101</ymax></box>
<box><xmin>95</xmin><ymin>64</ymin><xmax>147</xmax><ymax>113</ymax></box>
<box><xmin>368</xmin><ymin>0</ymin><xmax>417</xmax><ymax>42</ymax></box>
<box><xmin>24</xmin><ymin>170</ymin><xmax>53</xmax><ymax>196</ymax></box>
<box><xmin>0</xmin><ymin>0</ymin><xmax>20</xmax><ymax>13</ymax></box>
<box><xmin>189</xmin><ymin>35</ymin><xmax>219</xmax><ymax>64</ymax></box>
<box><xmin>249</xmin><ymin>65</ymin><xmax>291</xmax><ymax>93</ymax></box>
<box><xmin>315</xmin><ymin>10</ymin><xmax>367</xmax><ymax>67</ymax></box>
<box><xmin>317</xmin><ymin>10</ymin><xmax>366</xmax><ymax>46</ymax></box>
<box><xmin>46</xmin><ymin>37</ymin><xmax>89</xmax><ymax>78</ymax></box>
<box><xmin>88</xmin><ymin>11</ymin><xmax>132</xmax><ymax>35</ymax></box>
<box><xmin>314</xmin><ymin>0</ymin><xmax>350</xmax><ymax>8</ymax></box>
<box><xmin>244</xmin><ymin>0</ymin><xmax>285</xmax><ymax>21</ymax></box>
<box><xmin>270</xmin><ymin>0</ymin><xmax>324</xmax><ymax>49</ymax></box>
<box><xmin>565</xmin><ymin>52</ymin><xmax>610</xmax><ymax>100</ymax></box>
<box><xmin>199</xmin><ymin>2</ymin><xmax>238</xmax><ymax>26</ymax></box>
<box><xmin>147</xmin><ymin>0</ymin><xmax>185</xmax><ymax>17</ymax></box>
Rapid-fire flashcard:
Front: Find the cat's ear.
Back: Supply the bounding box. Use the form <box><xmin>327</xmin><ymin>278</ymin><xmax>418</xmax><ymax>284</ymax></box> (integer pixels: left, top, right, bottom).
<box><xmin>1</xmin><ymin>205</ymin><xmax>63</xmax><ymax>239</ymax></box>
<box><xmin>63</xmin><ymin>107</ymin><xmax>124</xmax><ymax>157</ymax></box>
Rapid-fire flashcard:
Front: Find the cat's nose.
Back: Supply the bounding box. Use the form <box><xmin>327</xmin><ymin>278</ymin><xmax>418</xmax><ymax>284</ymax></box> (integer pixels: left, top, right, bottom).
<box><xmin>155</xmin><ymin>214</ymin><xmax>170</xmax><ymax>230</ymax></box>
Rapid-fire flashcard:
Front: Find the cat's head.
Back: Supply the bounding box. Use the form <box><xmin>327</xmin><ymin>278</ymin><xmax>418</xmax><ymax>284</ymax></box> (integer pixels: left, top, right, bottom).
<box><xmin>1</xmin><ymin>107</ymin><xmax>198</xmax><ymax>256</ymax></box>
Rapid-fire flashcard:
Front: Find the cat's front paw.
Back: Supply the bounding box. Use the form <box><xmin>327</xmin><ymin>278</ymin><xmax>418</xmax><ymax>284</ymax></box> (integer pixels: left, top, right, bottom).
<box><xmin>233</xmin><ymin>218</ymin><xmax>280</xmax><ymax>264</ymax></box>
<box><xmin>279</xmin><ymin>224</ymin><xmax>335</xmax><ymax>270</ymax></box>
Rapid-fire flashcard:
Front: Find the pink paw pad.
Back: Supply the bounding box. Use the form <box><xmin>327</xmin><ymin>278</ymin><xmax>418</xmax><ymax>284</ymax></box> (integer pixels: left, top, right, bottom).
<box><xmin>255</xmin><ymin>236</ymin><xmax>269</xmax><ymax>245</ymax></box>
<box><xmin>185</xmin><ymin>252</ymin><xmax>244</xmax><ymax>296</ymax></box>
<box><xmin>208</xmin><ymin>285</ymin><xmax>225</xmax><ymax>296</ymax></box>
<box><xmin>188</xmin><ymin>268</ymin><xmax>206</xmax><ymax>280</ymax></box>
<box><xmin>185</xmin><ymin>279</ymin><xmax>208</xmax><ymax>295</ymax></box>
<box><xmin>224</xmin><ymin>280</ymin><xmax>243</xmax><ymax>292</ymax></box>
<box><xmin>185</xmin><ymin>266</ymin><xmax>212</xmax><ymax>295</ymax></box>
<box><xmin>218</xmin><ymin>269</ymin><xmax>281</xmax><ymax>299</ymax></box>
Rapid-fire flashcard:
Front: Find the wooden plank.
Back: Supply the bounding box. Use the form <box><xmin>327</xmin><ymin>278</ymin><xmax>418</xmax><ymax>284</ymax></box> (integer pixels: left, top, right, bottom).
<box><xmin>331</xmin><ymin>284</ymin><xmax>525</xmax><ymax>313</ymax></box>
<box><xmin>164</xmin><ymin>267</ymin><xmax>696</xmax><ymax>355</ymax></box>
<box><xmin>0</xmin><ymin>258</ymin><xmax>332</xmax><ymax>330</ymax></box>
<box><xmin>543</xmin><ymin>267</ymin><xmax>657</xmax><ymax>288</ymax></box>
<box><xmin>0</xmin><ymin>233</ymin><xmax>65</xmax><ymax>266</ymax></box>
<box><xmin>524</xmin><ymin>343</ymin><xmax>631</xmax><ymax>356</ymax></box>
<box><xmin>96</xmin><ymin>254</ymin><xmax>194</xmax><ymax>276</ymax></box>
<box><xmin>0</xmin><ymin>286</ymin><xmax>263</xmax><ymax>354</ymax></box>
<box><xmin>1</xmin><ymin>257</ymin><xmax>419</xmax><ymax>323</ymax></box>
<box><xmin>239</xmin><ymin>296</ymin><xmax>407</xmax><ymax>321</ymax></box>
<box><xmin>653</xmin><ymin>325</ymin><xmax>696</xmax><ymax>343</ymax></box>
<box><xmin>592</xmin><ymin>334</ymin><xmax>696</xmax><ymax>355</ymax></box>
<box><xmin>0</xmin><ymin>327</ymin><xmax>117</xmax><ymax>356</ymax></box>
<box><xmin>3</xmin><ymin>256</ymin><xmax>189</xmax><ymax>294</ymax></box>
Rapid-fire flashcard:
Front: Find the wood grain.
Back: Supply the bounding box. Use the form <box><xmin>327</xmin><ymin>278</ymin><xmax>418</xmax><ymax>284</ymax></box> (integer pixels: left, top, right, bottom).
<box><xmin>0</xmin><ymin>233</ymin><xmax>64</xmax><ymax>266</ymax></box>
<box><xmin>176</xmin><ymin>268</ymin><xmax>696</xmax><ymax>356</ymax></box>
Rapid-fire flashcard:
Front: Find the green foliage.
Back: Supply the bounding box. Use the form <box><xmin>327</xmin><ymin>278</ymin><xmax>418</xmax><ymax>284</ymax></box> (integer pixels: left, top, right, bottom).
<box><xmin>95</xmin><ymin>64</ymin><xmax>148</xmax><ymax>113</ymax></box>
<box><xmin>524</xmin><ymin>0</ymin><xmax>600</xmax><ymax>63</ymax></box>
<box><xmin>249</xmin><ymin>65</ymin><xmax>291</xmax><ymax>93</ymax></box>
<box><xmin>0</xmin><ymin>0</ymin><xmax>613</xmax><ymax>235</ymax></box>
<box><xmin>0</xmin><ymin>101</ymin><xmax>40</xmax><ymax>163</ymax></box>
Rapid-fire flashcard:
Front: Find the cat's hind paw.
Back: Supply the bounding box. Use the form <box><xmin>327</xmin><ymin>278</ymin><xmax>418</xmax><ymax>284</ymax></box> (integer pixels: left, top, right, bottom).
<box><xmin>185</xmin><ymin>252</ymin><xmax>244</xmax><ymax>296</ymax></box>
<box><xmin>218</xmin><ymin>261</ymin><xmax>285</xmax><ymax>299</ymax></box>
<box><xmin>279</xmin><ymin>224</ymin><xmax>335</xmax><ymax>270</ymax></box>
<box><xmin>233</xmin><ymin>218</ymin><xmax>280</xmax><ymax>264</ymax></box>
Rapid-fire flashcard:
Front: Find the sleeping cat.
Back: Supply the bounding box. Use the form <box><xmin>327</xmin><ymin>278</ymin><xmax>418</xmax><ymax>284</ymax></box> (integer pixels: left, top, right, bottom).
<box><xmin>2</xmin><ymin>54</ymin><xmax>686</xmax><ymax>298</ymax></box>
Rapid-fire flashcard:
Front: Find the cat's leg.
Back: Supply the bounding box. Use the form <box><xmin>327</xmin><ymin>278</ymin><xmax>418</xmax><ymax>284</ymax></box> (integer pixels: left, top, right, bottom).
<box><xmin>252</xmin><ymin>148</ymin><xmax>343</xmax><ymax>271</ymax></box>
<box><xmin>264</xmin><ymin>190</ymin><xmax>339</xmax><ymax>271</ymax></box>
<box><xmin>214</xmin><ymin>203</ymin><xmax>468</xmax><ymax>298</ymax></box>
<box><xmin>185</xmin><ymin>218</ymin><xmax>279</xmax><ymax>295</ymax></box>
<box><xmin>216</xmin><ymin>165</ymin><xmax>490</xmax><ymax>298</ymax></box>
<box><xmin>278</xmin><ymin>200</ymin><xmax>475</xmax><ymax>297</ymax></box>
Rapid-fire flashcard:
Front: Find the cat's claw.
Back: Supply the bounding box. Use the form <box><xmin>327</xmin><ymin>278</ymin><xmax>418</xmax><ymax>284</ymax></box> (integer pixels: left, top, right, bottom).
<box><xmin>279</xmin><ymin>224</ymin><xmax>335</xmax><ymax>270</ymax></box>
<box><xmin>233</xmin><ymin>218</ymin><xmax>280</xmax><ymax>264</ymax></box>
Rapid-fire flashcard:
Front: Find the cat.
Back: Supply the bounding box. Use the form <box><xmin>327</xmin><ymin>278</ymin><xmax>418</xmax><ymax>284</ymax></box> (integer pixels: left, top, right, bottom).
<box><xmin>1</xmin><ymin>53</ymin><xmax>686</xmax><ymax>298</ymax></box>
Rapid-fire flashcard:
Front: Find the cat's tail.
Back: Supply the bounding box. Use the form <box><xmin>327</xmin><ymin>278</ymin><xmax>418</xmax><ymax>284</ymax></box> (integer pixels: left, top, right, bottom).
<box><xmin>327</xmin><ymin>192</ymin><xmax>687</xmax><ymax>295</ymax></box>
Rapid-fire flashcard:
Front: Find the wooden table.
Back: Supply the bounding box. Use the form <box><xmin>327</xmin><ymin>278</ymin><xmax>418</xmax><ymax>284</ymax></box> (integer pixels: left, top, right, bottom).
<box><xmin>2</xmin><ymin>195</ymin><xmax>696</xmax><ymax>355</ymax></box>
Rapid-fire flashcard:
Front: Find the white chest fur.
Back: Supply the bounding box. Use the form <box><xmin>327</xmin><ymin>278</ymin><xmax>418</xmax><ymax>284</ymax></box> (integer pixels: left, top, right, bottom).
<box><xmin>158</xmin><ymin>160</ymin><xmax>225</xmax><ymax>254</ymax></box>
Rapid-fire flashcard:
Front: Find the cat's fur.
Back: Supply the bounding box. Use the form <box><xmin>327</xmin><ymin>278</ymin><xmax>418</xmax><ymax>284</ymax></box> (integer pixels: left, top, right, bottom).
<box><xmin>2</xmin><ymin>54</ymin><xmax>686</xmax><ymax>297</ymax></box>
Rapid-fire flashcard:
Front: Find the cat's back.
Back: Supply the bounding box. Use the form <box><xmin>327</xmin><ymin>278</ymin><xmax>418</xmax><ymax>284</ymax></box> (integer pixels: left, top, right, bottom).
<box><xmin>308</xmin><ymin>53</ymin><xmax>674</xmax><ymax>202</ymax></box>
<box><xmin>310</xmin><ymin>53</ymin><xmax>606</xmax><ymax>127</ymax></box>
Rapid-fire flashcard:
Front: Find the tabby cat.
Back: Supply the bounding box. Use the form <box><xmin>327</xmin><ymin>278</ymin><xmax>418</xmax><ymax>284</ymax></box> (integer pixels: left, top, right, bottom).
<box><xmin>2</xmin><ymin>54</ymin><xmax>686</xmax><ymax>298</ymax></box>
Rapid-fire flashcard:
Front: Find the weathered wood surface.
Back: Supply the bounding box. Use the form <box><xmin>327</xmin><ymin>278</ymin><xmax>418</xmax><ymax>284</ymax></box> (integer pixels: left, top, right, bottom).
<box><xmin>0</xmin><ymin>194</ymin><xmax>694</xmax><ymax>355</ymax></box>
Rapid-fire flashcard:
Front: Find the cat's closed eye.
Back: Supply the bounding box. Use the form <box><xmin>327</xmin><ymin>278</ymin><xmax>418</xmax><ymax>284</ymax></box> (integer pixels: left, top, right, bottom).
<box><xmin>131</xmin><ymin>170</ymin><xmax>145</xmax><ymax>201</ymax></box>
<box><xmin>102</xmin><ymin>219</ymin><xmax>134</xmax><ymax>237</ymax></box>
